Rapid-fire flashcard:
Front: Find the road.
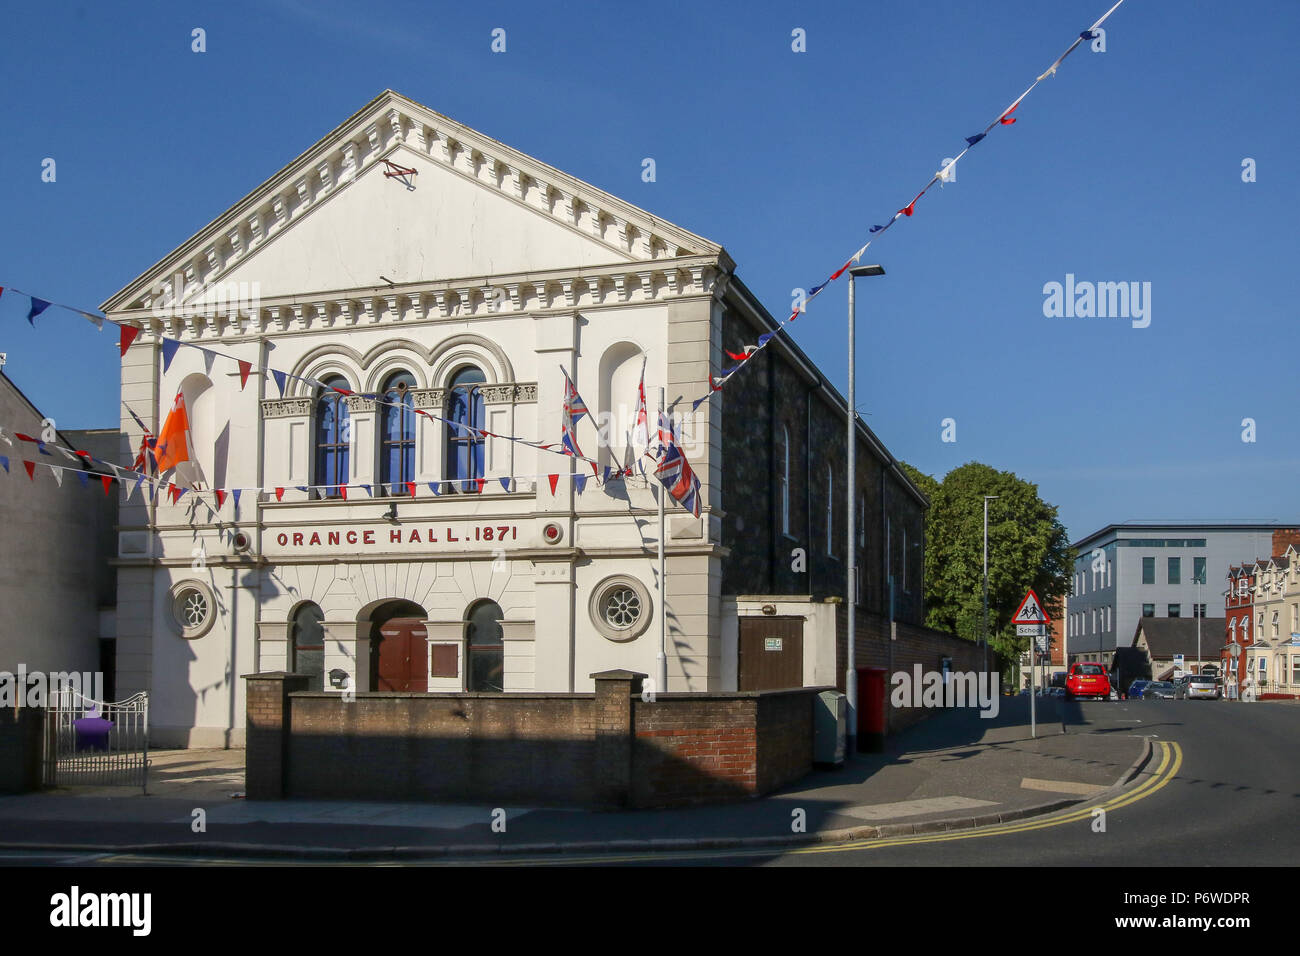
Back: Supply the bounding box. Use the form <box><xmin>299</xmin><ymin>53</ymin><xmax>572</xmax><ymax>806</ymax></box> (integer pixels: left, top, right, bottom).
<box><xmin>2</xmin><ymin>699</ymin><xmax>1293</xmax><ymax>867</ymax></box>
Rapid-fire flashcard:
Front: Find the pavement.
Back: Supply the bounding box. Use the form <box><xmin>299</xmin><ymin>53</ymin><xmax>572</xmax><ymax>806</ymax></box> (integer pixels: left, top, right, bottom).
<box><xmin>0</xmin><ymin>695</ymin><xmax>1150</xmax><ymax>860</ymax></box>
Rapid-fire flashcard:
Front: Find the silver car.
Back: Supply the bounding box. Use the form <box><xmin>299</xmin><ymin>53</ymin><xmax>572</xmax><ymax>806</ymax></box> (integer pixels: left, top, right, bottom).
<box><xmin>1183</xmin><ymin>674</ymin><xmax>1221</xmax><ymax>700</ymax></box>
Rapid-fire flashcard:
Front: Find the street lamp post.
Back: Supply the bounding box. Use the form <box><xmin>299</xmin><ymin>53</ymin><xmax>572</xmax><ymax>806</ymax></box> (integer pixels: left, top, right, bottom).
<box><xmin>845</xmin><ymin>264</ymin><xmax>884</xmax><ymax>754</ymax></box>
<box><xmin>983</xmin><ymin>495</ymin><xmax>999</xmax><ymax>676</ymax></box>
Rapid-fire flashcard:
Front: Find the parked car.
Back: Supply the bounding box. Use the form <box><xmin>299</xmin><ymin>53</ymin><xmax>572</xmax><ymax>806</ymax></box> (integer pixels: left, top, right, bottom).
<box><xmin>1066</xmin><ymin>662</ymin><xmax>1112</xmax><ymax>700</ymax></box>
<box><xmin>1145</xmin><ymin>681</ymin><xmax>1176</xmax><ymax>699</ymax></box>
<box><xmin>1171</xmin><ymin>676</ymin><xmax>1192</xmax><ymax>699</ymax></box>
<box><xmin>1127</xmin><ymin>679</ymin><xmax>1151</xmax><ymax>699</ymax></box>
<box><xmin>1183</xmin><ymin>673</ymin><xmax>1222</xmax><ymax>700</ymax></box>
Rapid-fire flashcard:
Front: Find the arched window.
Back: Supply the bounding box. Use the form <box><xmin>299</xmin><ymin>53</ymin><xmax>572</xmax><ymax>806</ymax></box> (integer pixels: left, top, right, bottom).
<box><xmin>465</xmin><ymin>599</ymin><xmax>504</xmax><ymax>692</ymax></box>
<box><xmin>380</xmin><ymin>370</ymin><xmax>416</xmax><ymax>495</ymax></box>
<box><xmin>291</xmin><ymin>602</ymin><xmax>325</xmax><ymax>692</ymax></box>
<box><xmin>446</xmin><ymin>366</ymin><xmax>486</xmax><ymax>493</ymax></box>
<box><xmin>777</xmin><ymin>425</ymin><xmax>790</xmax><ymax>535</ymax></box>
<box><xmin>315</xmin><ymin>375</ymin><xmax>351</xmax><ymax>497</ymax></box>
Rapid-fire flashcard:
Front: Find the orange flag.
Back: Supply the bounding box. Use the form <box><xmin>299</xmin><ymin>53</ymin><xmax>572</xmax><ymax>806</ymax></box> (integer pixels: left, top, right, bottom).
<box><xmin>154</xmin><ymin>390</ymin><xmax>192</xmax><ymax>473</ymax></box>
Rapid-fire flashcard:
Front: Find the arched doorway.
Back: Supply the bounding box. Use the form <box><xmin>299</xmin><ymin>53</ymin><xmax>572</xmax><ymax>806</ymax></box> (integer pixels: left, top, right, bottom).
<box><xmin>369</xmin><ymin>600</ymin><xmax>428</xmax><ymax>692</ymax></box>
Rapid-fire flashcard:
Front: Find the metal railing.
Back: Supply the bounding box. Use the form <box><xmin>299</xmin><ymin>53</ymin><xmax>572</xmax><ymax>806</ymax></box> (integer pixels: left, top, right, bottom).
<box><xmin>43</xmin><ymin>686</ymin><xmax>149</xmax><ymax>792</ymax></box>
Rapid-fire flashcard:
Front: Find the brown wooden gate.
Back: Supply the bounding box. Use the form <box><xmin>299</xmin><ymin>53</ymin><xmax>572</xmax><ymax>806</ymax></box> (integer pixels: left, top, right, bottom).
<box><xmin>738</xmin><ymin>616</ymin><xmax>804</xmax><ymax>690</ymax></box>
<box><xmin>376</xmin><ymin>618</ymin><xmax>428</xmax><ymax>692</ymax></box>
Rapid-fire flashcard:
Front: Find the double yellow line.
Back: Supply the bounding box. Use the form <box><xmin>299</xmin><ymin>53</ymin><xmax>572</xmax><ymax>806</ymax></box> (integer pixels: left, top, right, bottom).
<box><xmin>488</xmin><ymin>739</ymin><xmax>1181</xmax><ymax>865</ymax></box>
<box><xmin>795</xmin><ymin>738</ymin><xmax>1182</xmax><ymax>855</ymax></box>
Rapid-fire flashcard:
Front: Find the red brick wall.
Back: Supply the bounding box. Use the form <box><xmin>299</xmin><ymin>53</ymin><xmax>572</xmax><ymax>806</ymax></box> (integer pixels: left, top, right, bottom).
<box><xmin>245</xmin><ymin>673</ymin><xmax>821</xmax><ymax>808</ymax></box>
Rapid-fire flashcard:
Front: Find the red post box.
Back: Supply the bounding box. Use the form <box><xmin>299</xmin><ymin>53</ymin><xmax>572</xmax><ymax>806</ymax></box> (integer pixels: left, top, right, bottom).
<box><xmin>856</xmin><ymin>666</ymin><xmax>887</xmax><ymax>752</ymax></box>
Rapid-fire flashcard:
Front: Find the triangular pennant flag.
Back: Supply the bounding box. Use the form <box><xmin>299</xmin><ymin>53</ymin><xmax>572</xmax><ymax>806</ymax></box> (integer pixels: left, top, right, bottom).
<box><xmin>999</xmin><ymin>101</ymin><xmax>1019</xmax><ymax>125</ymax></box>
<box><xmin>603</xmin><ymin>466</ymin><xmax>613</xmax><ymax>483</ymax></box>
<box><xmin>174</xmin><ymin>485</ymin><xmax>188</xmax><ymax>502</ymax></box>
<box><xmin>271</xmin><ymin>369</ymin><xmax>288</xmax><ymax>397</ymax></box>
<box><xmin>340</xmin><ymin>485</ymin><xmax>348</xmax><ymax>500</ymax></box>
<box><xmin>829</xmin><ymin>259</ymin><xmax>853</xmax><ymax>281</ymax></box>
<box><xmin>808</xmin><ymin>281</ymin><xmax>828</xmax><ymax>298</ymax></box>
<box><xmin>899</xmin><ymin>200</ymin><xmax>917</xmax><ymax>217</ymax></box>
<box><xmin>0</xmin><ymin>287</ymin><xmax>5</xmax><ymax>300</ymax></box>
<box><xmin>429</xmin><ymin>482</ymin><xmax>441</xmax><ymax>496</ymax></box>
<box><xmin>360</xmin><ymin>484</ymin><xmax>372</xmax><ymax>497</ymax></box>
<box><xmin>80</xmin><ymin>310</ymin><xmax>105</xmax><ymax>330</ymax></box>
<box><xmin>499</xmin><ymin>477</ymin><xmax>510</xmax><ymax>494</ymax></box>
<box><xmin>406</xmin><ymin>481</ymin><xmax>416</xmax><ymax>498</ymax></box>
<box><xmin>232</xmin><ymin>488</ymin><xmax>242</xmax><ymax>511</ymax></box>
<box><xmin>475</xmin><ymin>477</ymin><xmax>485</xmax><ymax>494</ymax></box>
<box><xmin>0</xmin><ymin>455</ymin><xmax>8</xmax><ymax>473</ymax></box>
<box><xmin>23</xmin><ymin>460</ymin><xmax>35</xmax><ymax>481</ymax></box>
<box><xmin>200</xmin><ymin>348</ymin><xmax>216</xmax><ymax>376</ymax></box>
<box><xmin>548</xmin><ymin>474</ymin><xmax>559</xmax><ymax>495</ymax></box>
<box><xmin>101</xmin><ymin>474</ymin><xmax>113</xmax><ymax>495</ymax></box>
<box><xmin>965</xmin><ymin>132</ymin><xmax>986</xmax><ymax>147</ymax></box>
<box><xmin>26</xmin><ymin>297</ymin><xmax>51</xmax><ymax>325</ymax></box>
<box><xmin>275</xmin><ymin>487</ymin><xmax>285</xmax><ymax>502</ymax></box>
<box><xmin>1080</xmin><ymin>29</ymin><xmax>1098</xmax><ymax>40</ymax></box>
<box><xmin>757</xmin><ymin>332</ymin><xmax>775</xmax><ymax>347</ymax></box>
<box><xmin>691</xmin><ymin>393</ymin><xmax>710</xmax><ymax>412</ymax></box>
<box><xmin>214</xmin><ymin>489</ymin><xmax>226</xmax><ymax>508</ymax></box>
<box><xmin>161</xmin><ymin>338</ymin><xmax>181</xmax><ymax>372</ymax></box>
<box><xmin>869</xmin><ymin>224</ymin><xmax>888</xmax><ymax>233</ymax></box>
<box><xmin>119</xmin><ymin>324</ymin><xmax>141</xmax><ymax>356</ymax></box>
<box><xmin>574</xmin><ymin>473</ymin><xmax>587</xmax><ymax>495</ymax></box>
<box><xmin>237</xmin><ymin>360</ymin><xmax>252</xmax><ymax>391</ymax></box>
<box><xmin>295</xmin><ymin>486</ymin><xmax>307</xmax><ymax>493</ymax></box>
<box><xmin>75</xmin><ymin>469</ymin><xmax>89</xmax><ymax>488</ymax></box>
<box><xmin>49</xmin><ymin>465</ymin><xmax>63</xmax><ymax>487</ymax></box>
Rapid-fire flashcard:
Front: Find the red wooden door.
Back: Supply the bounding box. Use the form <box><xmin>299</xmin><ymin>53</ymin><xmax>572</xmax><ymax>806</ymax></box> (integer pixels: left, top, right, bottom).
<box><xmin>376</xmin><ymin>618</ymin><xmax>428</xmax><ymax>692</ymax></box>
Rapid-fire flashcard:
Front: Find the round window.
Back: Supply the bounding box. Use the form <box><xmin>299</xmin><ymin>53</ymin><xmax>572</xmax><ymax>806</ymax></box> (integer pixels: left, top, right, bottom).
<box><xmin>603</xmin><ymin>586</ymin><xmax>641</xmax><ymax>629</ymax></box>
<box><xmin>589</xmin><ymin>576</ymin><xmax>652</xmax><ymax>642</ymax></box>
<box><xmin>170</xmin><ymin>581</ymin><xmax>217</xmax><ymax>639</ymax></box>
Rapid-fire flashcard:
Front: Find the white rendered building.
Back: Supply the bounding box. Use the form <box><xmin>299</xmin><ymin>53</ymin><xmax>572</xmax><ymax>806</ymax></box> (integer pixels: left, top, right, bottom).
<box><xmin>103</xmin><ymin>91</ymin><xmax>926</xmax><ymax>748</ymax></box>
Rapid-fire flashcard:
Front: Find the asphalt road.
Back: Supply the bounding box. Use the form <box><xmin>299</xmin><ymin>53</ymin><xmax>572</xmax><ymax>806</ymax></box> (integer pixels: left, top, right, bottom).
<box><xmin>481</xmin><ymin>698</ymin><xmax>1297</xmax><ymax>867</ymax></box>
<box><xmin>2</xmin><ymin>699</ymin><xmax>1292</xmax><ymax>868</ymax></box>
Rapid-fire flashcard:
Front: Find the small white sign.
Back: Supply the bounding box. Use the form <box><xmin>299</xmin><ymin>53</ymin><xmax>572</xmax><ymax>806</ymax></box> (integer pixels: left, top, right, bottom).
<box><xmin>764</xmin><ymin>637</ymin><xmax>783</xmax><ymax>651</ymax></box>
<box><xmin>1017</xmin><ymin>624</ymin><xmax>1046</xmax><ymax>637</ymax></box>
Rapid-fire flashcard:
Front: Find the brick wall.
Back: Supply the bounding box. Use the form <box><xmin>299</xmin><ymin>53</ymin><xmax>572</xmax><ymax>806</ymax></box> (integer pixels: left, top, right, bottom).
<box><xmin>717</xmin><ymin>308</ymin><xmax>926</xmax><ymax>625</ymax></box>
<box><xmin>834</xmin><ymin>606</ymin><xmax>988</xmax><ymax>733</ymax></box>
<box><xmin>0</xmin><ymin>706</ymin><xmax>44</xmax><ymax>794</ymax></box>
<box><xmin>245</xmin><ymin>671</ymin><xmax>823</xmax><ymax>808</ymax></box>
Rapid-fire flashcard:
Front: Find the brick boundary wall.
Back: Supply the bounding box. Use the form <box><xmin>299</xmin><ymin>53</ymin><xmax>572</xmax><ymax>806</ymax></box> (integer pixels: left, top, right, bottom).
<box><xmin>244</xmin><ymin>671</ymin><xmax>825</xmax><ymax>809</ymax></box>
<box><xmin>0</xmin><ymin>706</ymin><xmax>44</xmax><ymax>794</ymax></box>
<box><xmin>835</xmin><ymin>608</ymin><xmax>990</xmax><ymax>734</ymax></box>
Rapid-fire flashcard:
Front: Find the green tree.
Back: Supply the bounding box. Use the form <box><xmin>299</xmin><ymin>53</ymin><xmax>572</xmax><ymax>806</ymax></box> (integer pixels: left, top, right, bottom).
<box><xmin>901</xmin><ymin>461</ymin><xmax>1073</xmax><ymax>669</ymax></box>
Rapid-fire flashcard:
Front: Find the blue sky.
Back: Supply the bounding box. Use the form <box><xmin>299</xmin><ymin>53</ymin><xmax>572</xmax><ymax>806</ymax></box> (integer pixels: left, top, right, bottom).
<box><xmin>2</xmin><ymin>0</ymin><xmax>1297</xmax><ymax>542</ymax></box>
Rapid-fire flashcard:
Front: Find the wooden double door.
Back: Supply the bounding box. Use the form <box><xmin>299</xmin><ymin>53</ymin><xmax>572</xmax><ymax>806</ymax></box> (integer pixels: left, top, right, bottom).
<box><xmin>375</xmin><ymin>617</ymin><xmax>428</xmax><ymax>692</ymax></box>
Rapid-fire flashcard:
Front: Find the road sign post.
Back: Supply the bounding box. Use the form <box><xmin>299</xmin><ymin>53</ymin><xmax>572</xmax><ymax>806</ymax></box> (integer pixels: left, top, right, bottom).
<box><xmin>1012</xmin><ymin>589</ymin><xmax>1052</xmax><ymax>739</ymax></box>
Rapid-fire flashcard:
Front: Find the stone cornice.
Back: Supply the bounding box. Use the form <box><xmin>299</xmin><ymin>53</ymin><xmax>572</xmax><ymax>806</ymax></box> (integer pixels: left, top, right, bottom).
<box><xmin>108</xmin><ymin>258</ymin><xmax>728</xmax><ymax>342</ymax></box>
<box><xmin>102</xmin><ymin>90</ymin><xmax>730</xmax><ymax>316</ymax></box>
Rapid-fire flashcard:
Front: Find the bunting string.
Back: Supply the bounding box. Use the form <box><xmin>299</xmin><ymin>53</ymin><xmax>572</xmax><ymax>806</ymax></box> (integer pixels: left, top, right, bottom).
<box><xmin>687</xmin><ymin>0</ymin><xmax>1129</xmax><ymax>410</ymax></box>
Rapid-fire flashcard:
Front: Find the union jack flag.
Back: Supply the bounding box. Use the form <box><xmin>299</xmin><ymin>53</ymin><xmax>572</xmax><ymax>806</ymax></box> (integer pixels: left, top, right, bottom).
<box><xmin>561</xmin><ymin>370</ymin><xmax>589</xmax><ymax>458</ymax></box>
<box><xmin>654</xmin><ymin>411</ymin><xmax>701</xmax><ymax>518</ymax></box>
<box><xmin>125</xmin><ymin>404</ymin><xmax>156</xmax><ymax>474</ymax></box>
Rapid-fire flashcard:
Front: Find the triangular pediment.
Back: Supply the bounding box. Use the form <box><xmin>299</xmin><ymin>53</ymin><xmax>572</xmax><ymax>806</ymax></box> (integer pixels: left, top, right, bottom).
<box><xmin>103</xmin><ymin>90</ymin><xmax>723</xmax><ymax>312</ymax></box>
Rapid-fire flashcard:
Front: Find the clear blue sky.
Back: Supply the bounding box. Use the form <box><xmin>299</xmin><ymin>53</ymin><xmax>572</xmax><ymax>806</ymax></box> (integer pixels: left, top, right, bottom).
<box><xmin>2</xmin><ymin>0</ymin><xmax>1297</xmax><ymax>542</ymax></box>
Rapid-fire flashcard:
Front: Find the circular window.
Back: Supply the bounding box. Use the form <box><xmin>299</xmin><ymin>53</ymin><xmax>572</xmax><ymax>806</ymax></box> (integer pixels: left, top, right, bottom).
<box><xmin>170</xmin><ymin>580</ymin><xmax>217</xmax><ymax>639</ymax></box>
<box><xmin>589</xmin><ymin>576</ymin><xmax>652</xmax><ymax>642</ymax></box>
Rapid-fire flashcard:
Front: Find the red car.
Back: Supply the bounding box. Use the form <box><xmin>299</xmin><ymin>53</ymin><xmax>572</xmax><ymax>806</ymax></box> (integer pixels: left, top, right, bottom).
<box><xmin>1065</xmin><ymin>662</ymin><xmax>1111</xmax><ymax>700</ymax></box>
